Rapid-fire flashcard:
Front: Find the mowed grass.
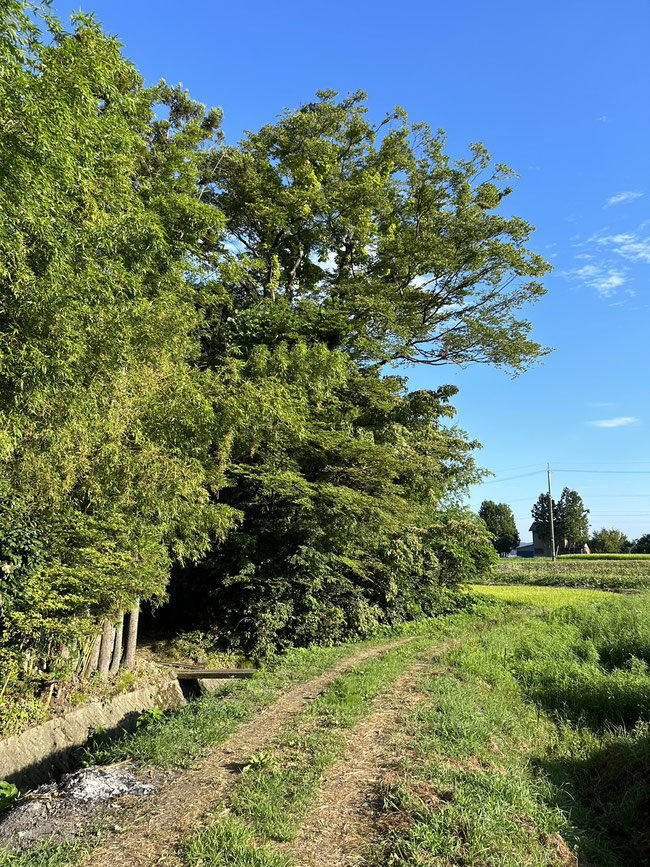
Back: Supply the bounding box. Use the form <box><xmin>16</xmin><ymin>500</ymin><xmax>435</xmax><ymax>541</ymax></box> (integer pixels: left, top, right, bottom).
<box><xmin>369</xmin><ymin>592</ymin><xmax>650</xmax><ymax>866</ymax></box>
<box><xmin>485</xmin><ymin>556</ymin><xmax>650</xmax><ymax>590</ymax></box>
<box><xmin>182</xmin><ymin>639</ymin><xmax>435</xmax><ymax>865</ymax></box>
<box><xmin>470</xmin><ymin>583</ymin><xmax>609</xmax><ymax>607</ymax></box>
<box><xmin>182</xmin><ymin>611</ymin><xmax>502</xmax><ymax>864</ymax></box>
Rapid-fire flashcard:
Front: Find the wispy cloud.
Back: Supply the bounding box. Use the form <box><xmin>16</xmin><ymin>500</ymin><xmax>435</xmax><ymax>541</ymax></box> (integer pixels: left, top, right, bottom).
<box><xmin>589</xmin><ymin>416</ymin><xmax>639</xmax><ymax>428</ymax></box>
<box><xmin>605</xmin><ymin>191</ymin><xmax>643</xmax><ymax>207</ymax></box>
<box><xmin>586</xmin><ymin>402</ymin><xmax>615</xmax><ymax>408</ymax></box>
<box><xmin>594</xmin><ymin>231</ymin><xmax>650</xmax><ymax>264</ymax></box>
<box><xmin>568</xmin><ymin>264</ymin><xmax>627</xmax><ymax>297</ymax></box>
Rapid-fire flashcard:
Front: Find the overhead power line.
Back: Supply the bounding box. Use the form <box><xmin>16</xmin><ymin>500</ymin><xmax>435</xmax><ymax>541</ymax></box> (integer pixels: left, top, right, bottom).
<box><xmin>555</xmin><ymin>468</ymin><xmax>650</xmax><ymax>475</ymax></box>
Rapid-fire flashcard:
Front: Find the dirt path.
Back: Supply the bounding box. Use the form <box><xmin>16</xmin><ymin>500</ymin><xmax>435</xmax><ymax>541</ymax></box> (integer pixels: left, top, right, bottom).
<box><xmin>279</xmin><ymin>646</ymin><xmax>450</xmax><ymax>867</ymax></box>
<box><xmin>82</xmin><ymin>638</ymin><xmax>413</xmax><ymax>867</ymax></box>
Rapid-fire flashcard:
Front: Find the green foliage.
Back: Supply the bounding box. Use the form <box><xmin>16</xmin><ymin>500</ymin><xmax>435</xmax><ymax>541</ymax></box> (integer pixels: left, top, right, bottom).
<box><xmin>0</xmin><ymin>781</ymin><xmax>19</xmax><ymax>812</ymax></box>
<box><xmin>556</xmin><ymin>488</ymin><xmax>590</xmax><ymax>548</ymax></box>
<box><xmin>633</xmin><ymin>534</ymin><xmax>650</xmax><ymax>554</ymax></box>
<box><xmin>202</xmin><ymin>89</ymin><xmax>550</xmax><ymax>373</ymax></box>
<box><xmin>590</xmin><ymin>528</ymin><xmax>632</xmax><ymax>554</ymax></box>
<box><xmin>135</xmin><ymin>707</ymin><xmax>164</xmax><ymax>730</ymax></box>
<box><xmin>1</xmin><ymin>13</ymin><xmax>549</xmax><ymax>682</ymax></box>
<box><xmin>479</xmin><ymin>500</ymin><xmax>520</xmax><ymax>555</ymax></box>
<box><xmin>0</xmin><ymin>6</ymin><xmax>236</xmax><ymax>684</ymax></box>
<box><xmin>531</xmin><ymin>492</ymin><xmax>555</xmax><ymax>543</ymax></box>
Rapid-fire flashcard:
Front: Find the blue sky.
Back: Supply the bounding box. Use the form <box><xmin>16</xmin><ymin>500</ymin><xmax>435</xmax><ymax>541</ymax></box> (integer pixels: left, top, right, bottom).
<box><xmin>53</xmin><ymin>0</ymin><xmax>650</xmax><ymax>542</ymax></box>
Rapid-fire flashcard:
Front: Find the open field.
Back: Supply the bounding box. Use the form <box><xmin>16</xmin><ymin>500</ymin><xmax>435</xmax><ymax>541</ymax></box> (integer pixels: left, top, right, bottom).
<box><xmin>470</xmin><ymin>583</ymin><xmax>613</xmax><ymax>607</ymax></box>
<box><xmin>486</xmin><ymin>556</ymin><xmax>650</xmax><ymax>590</ymax></box>
<box><xmin>560</xmin><ymin>554</ymin><xmax>650</xmax><ymax>561</ymax></box>
<box><xmin>3</xmin><ymin>591</ymin><xmax>650</xmax><ymax>866</ymax></box>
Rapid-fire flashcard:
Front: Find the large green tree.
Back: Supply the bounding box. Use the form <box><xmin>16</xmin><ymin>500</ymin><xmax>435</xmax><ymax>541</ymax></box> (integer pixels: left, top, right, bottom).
<box><xmin>169</xmin><ymin>91</ymin><xmax>549</xmax><ymax>654</ymax></box>
<box><xmin>556</xmin><ymin>488</ymin><xmax>590</xmax><ymax>551</ymax></box>
<box><xmin>633</xmin><ymin>534</ymin><xmax>650</xmax><ymax>554</ymax></box>
<box><xmin>0</xmin><ymin>4</ymin><xmax>235</xmax><ymax>690</ymax></box>
<box><xmin>479</xmin><ymin>501</ymin><xmax>520</xmax><ymax>556</ymax></box>
<box><xmin>531</xmin><ymin>493</ymin><xmax>556</xmax><ymax>544</ymax></box>
<box><xmin>199</xmin><ymin>90</ymin><xmax>551</xmax><ymax>373</ymax></box>
<box><xmin>590</xmin><ymin>528</ymin><xmax>631</xmax><ymax>554</ymax></box>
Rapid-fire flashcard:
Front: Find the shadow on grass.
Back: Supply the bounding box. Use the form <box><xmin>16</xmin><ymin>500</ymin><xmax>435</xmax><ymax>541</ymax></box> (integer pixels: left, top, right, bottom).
<box><xmin>535</xmin><ymin>727</ymin><xmax>650</xmax><ymax>866</ymax></box>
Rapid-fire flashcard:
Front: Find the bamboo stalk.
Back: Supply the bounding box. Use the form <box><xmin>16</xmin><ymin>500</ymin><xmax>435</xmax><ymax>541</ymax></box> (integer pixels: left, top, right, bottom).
<box><xmin>109</xmin><ymin>612</ymin><xmax>125</xmax><ymax>676</ymax></box>
<box><xmin>97</xmin><ymin>619</ymin><xmax>114</xmax><ymax>679</ymax></box>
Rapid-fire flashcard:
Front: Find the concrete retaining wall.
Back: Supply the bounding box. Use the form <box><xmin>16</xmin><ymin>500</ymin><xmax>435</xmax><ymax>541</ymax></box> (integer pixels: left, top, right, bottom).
<box><xmin>0</xmin><ymin>679</ymin><xmax>186</xmax><ymax>789</ymax></box>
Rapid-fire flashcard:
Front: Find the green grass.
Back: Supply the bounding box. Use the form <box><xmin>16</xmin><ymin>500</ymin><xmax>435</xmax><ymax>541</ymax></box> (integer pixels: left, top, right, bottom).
<box><xmin>560</xmin><ymin>554</ymin><xmax>650</xmax><ymax>561</ymax></box>
<box><xmin>0</xmin><ymin>837</ymin><xmax>95</xmax><ymax>866</ymax></box>
<box><xmin>368</xmin><ymin>593</ymin><xmax>650</xmax><ymax>866</ymax></box>
<box><xmin>184</xmin><ymin>819</ymin><xmax>290</xmax><ymax>867</ymax></box>
<box><xmin>470</xmin><ymin>583</ymin><xmax>609</xmax><ymax>607</ymax></box>
<box><xmin>82</xmin><ymin>642</ymin><xmax>372</xmax><ymax>768</ymax></box>
<box><xmin>486</xmin><ymin>557</ymin><xmax>650</xmax><ymax>590</ymax></box>
<box><xmin>181</xmin><ymin>612</ymin><xmax>502</xmax><ymax>864</ymax></box>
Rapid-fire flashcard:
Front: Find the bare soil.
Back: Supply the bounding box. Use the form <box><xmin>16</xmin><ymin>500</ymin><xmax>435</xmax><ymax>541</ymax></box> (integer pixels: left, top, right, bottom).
<box><xmin>278</xmin><ymin>646</ymin><xmax>450</xmax><ymax>867</ymax></box>
<box><xmin>79</xmin><ymin>638</ymin><xmax>414</xmax><ymax>867</ymax></box>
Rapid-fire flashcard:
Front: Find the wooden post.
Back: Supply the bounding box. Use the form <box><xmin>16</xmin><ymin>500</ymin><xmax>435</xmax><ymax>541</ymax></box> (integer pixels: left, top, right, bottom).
<box><xmin>123</xmin><ymin>600</ymin><xmax>140</xmax><ymax>670</ymax></box>
<box><xmin>548</xmin><ymin>464</ymin><xmax>556</xmax><ymax>562</ymax></box>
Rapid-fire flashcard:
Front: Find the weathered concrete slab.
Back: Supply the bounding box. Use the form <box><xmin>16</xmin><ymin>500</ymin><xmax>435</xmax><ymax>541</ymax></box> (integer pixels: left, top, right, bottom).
<box><xmin>197</xmin><ymin>677</ymin><xmax>230</xmax><ymax>694</ymax></box>
<box><xmin>0</xmin><ymin>679</ymin><xmax>185</xmax><ymax>789</ymax></box>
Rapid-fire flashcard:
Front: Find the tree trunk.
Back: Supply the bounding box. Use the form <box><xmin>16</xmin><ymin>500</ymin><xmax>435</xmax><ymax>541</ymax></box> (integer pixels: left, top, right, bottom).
<box><xmin>85</xmin><ymin>633</ymin><xmax>101</xmax><ymax>677</ymax></box>
<box><xmin>123</xmin><ymin>600</ymin><xmax>140</xmax><ymax>670</ymax></box>
<box><xmin>97</xmin><ymin>619</ymin><xmax>114</xmax><ymax>679</ymax></box>
<box><xmin>109</xmin><ymin>612</ymin><xmax>125</xmax><ymax>676</ymax></box>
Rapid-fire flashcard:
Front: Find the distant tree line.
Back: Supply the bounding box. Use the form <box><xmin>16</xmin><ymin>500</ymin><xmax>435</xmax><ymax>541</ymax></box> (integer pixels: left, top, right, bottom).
<box><xmin>480</xmin><ymin>489</ymin><xmax>649</xmax><ymax>557</ymax></box>
<box><xmin>0</xmin><ymin>2</ymin><xmax>551</xmax><ymax>712</ymax></box>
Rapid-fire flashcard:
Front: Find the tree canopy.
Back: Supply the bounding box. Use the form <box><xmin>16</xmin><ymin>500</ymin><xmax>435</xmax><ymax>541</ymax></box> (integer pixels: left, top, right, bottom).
<box><xmin>479</xmin><ymin>501</ymin><xmax>520</xmax><ymax>556</ymax></box>
<box><xmin>590</xmin><ymin>528</ymin><xmax>632</xmax><ymax>554</ymax></box>
<box><xmin>556</xmin><ymin>488</ymin><xmax>590</xmax><ymax>550</ymax></box>
<box><xmin>0</xmin><ymin>4</ymin><xmax>236</xmax><ymax>689</ymax></box>
<box><xmin>0</xmin><ymin>4</ymin><xmax>551</xmax><ymax>701</ymax></box>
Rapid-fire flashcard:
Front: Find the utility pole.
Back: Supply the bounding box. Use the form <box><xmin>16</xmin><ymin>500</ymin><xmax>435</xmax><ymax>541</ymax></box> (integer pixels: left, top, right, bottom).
<box><xmin>548</xmin><ymin>463</ymin><xmax>556</xmax><ymax>561</ymax></box>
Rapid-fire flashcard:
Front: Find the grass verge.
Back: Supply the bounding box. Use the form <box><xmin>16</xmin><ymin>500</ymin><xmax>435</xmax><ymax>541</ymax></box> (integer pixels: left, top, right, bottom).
<box><xmin>367</xmin><ymin>593</ymin><xmax>650</xmax><ymax>866</ymax></box>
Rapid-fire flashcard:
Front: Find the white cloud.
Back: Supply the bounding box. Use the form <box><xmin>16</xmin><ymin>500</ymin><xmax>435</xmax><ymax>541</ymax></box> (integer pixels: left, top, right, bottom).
<box><xmin>605</xmin><ymin>191</ymin><xmax>643</xmax><ymax>207</ymax></box>
<box><xmin>589</xmin><ymin>417</ymin><xmax>639</xmax><ymax>428</ymax></box>
<box><xmin>611</xmin><ymin>234</ymin><xmax>650</xmax><ymax>263</ymax></box>
<box><xmin>590</xmin><ymin>229</ymin><xmax>650</xmax><ymax>264</ymax></box>
<box><xmin>568</xmin><ymin>264</ymin><xmax>627</xmax><ymax>297</ymax></box>
<box><xmin>586</xmin><ymin>402</ymin><xmax>615</xmax><ymax>408</ymax></box>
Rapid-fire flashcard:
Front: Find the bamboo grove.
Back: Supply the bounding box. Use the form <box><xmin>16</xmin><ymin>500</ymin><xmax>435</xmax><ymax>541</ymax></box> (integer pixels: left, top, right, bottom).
<box><xmin>0</xmin><ymin>4</ymin><xmax>550</xmax><ymax>709</ymax></box>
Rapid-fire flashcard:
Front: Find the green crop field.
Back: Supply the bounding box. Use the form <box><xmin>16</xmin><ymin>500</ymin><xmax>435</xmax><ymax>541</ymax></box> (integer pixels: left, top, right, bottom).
<box><xmin>470</xmin><ymin>583</ymin><xmax>614</xmax><ymax>607</ymax></box>
<box><xmin>483</xmin><ymin>557</ymin><xmax>650</xmax><ymax>590</ymax></box>
<box><xmin>560</xmin><ymin>553</ymin><xmax>650</xmax><ymax>561</ymax></box>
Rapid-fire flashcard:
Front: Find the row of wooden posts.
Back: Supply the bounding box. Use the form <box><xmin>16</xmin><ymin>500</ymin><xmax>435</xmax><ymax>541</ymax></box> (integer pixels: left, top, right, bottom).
<box><xmin>85</xmin><ymin>600</ymin><xmax>140</xmax><ymax>679</ymax></box>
